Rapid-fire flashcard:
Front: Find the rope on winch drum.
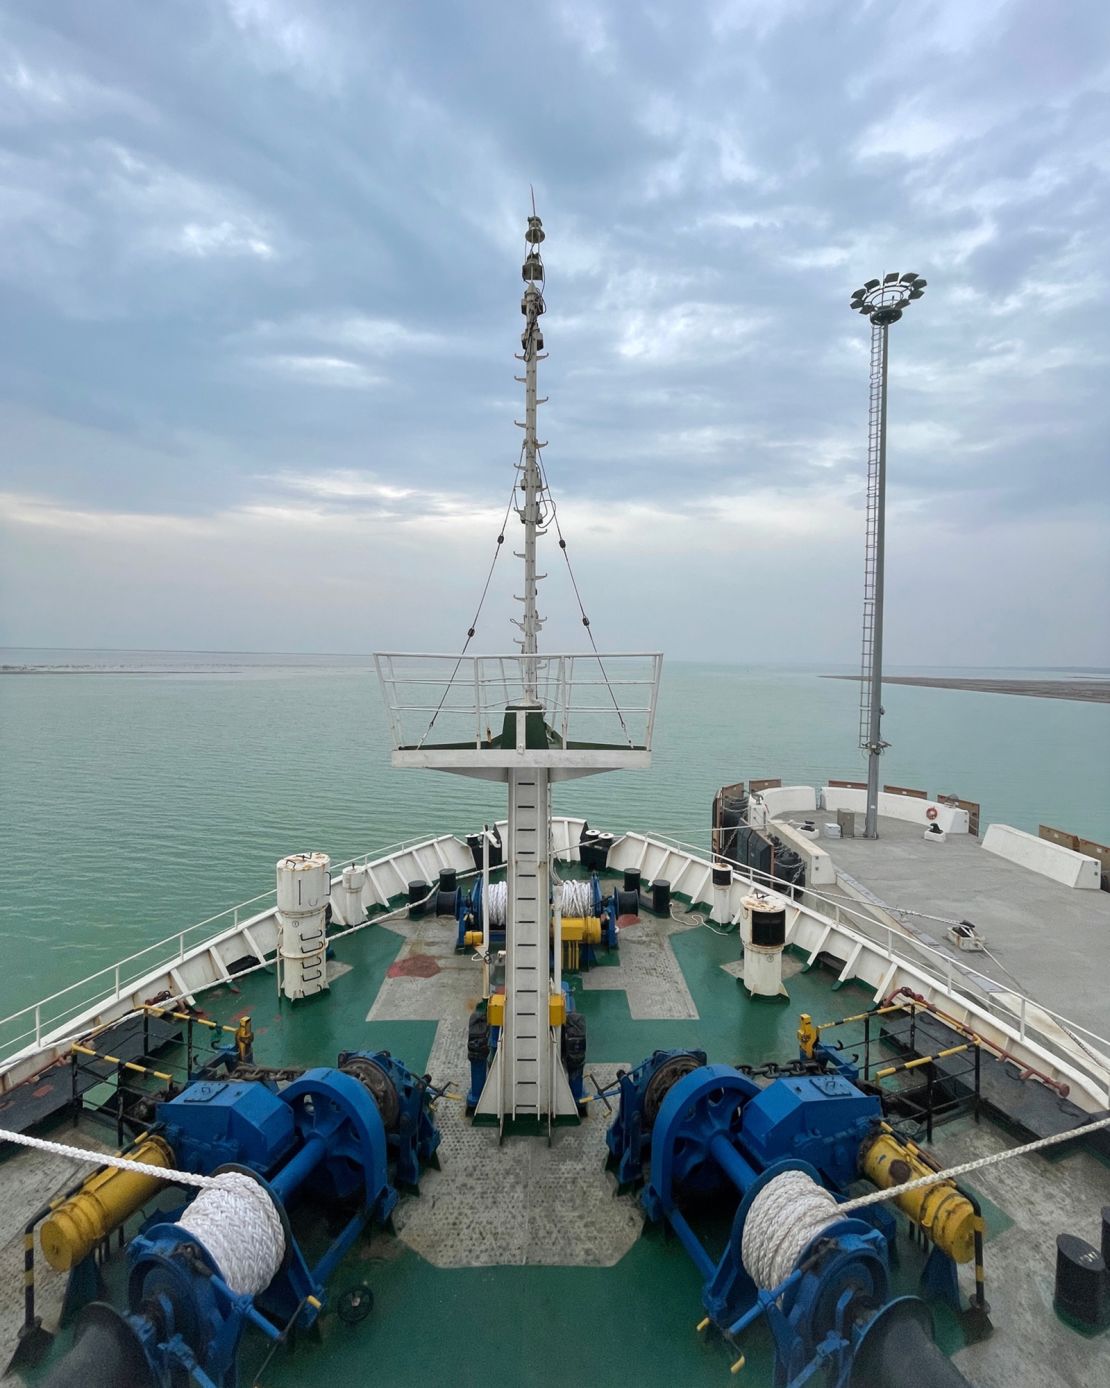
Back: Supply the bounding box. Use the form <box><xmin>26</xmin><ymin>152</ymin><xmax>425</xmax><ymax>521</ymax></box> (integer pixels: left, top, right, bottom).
<box><xmin>0</xmin><ymin>1128</ymin><xmax>286</xmax><ymax>1295</ymax></box>
<box><xmin>739</xmin><ymin>1111</ymin><xmax>1110</xmax><ymax>1289</ymax></box>
<box><xmin>560</xmin><ymin>879</ymin><xmax>594</xmax><ymax>919</ymax></box>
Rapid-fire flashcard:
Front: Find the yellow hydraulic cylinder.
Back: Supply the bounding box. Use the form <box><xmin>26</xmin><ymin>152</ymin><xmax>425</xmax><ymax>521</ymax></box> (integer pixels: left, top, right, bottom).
<box><xmin>559</xmin><ymin>916</ymin><xmax>602</xmax><ymax>944</ymax></box>
<box><xmin>860</xmin><ymin>1131</ymin><xmax>976</xmax><ymax>1263</ymax></box>
<box><xmin>40</xmin><ymin>1135</ymin><xmax>175</xmax><ymax>1271</ymax></box>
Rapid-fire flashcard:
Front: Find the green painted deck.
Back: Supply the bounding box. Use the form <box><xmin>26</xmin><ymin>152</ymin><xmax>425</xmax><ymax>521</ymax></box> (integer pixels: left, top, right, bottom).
<box><xmin>117</xmin><ymin>894</ymin><xmax>994</xmax><ymax>1388</ymax></box>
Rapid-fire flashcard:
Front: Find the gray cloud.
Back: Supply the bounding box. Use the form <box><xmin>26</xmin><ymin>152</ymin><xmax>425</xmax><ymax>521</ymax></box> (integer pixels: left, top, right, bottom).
<box><xmin>0</xmin><ymin>0</ymin><xmax>1107</xmax><ymax>663</ymax></box>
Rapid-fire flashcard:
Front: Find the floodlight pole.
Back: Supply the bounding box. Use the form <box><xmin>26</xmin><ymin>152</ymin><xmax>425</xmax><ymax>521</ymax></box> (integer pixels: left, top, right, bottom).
<box><xmin>865</xmin><ymin>318</ymin><xmax>890</xmax><ymax>840</ymax></box>
<box><xmin>849</xmin><ymin>273</ymin><xmax>927</xmax><ymax>840</ymax></box>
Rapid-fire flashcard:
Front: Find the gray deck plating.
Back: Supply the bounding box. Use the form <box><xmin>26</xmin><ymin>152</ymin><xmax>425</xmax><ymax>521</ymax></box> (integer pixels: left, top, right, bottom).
<box><xmin>0</xmin><ymin>1129</ymin><xmax>112</xmax><ymax>1362</ymax></box>
<box><xmin>787</xmin><ymin>815</ymin><xmax>1110</xmax><ymax>1039</ymax></box>
<box><xmin>939</xmin><ymin>1120</ymin><xmax>1110</xmax><ymax>1388</ymax></box>
<box><xmin>367</xmin><ymin>913</ymin><xmax>667</xmax><ymax>1268</ymax></box>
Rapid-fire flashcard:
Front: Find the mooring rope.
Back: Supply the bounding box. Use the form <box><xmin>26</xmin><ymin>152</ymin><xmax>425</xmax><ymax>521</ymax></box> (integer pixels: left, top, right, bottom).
<box><xmin>742</xmin><ymin>1168</ymin><xmax>840</xmax><ymax>1289</ymax></box>
<box><xmin>738</xmin><ymin>1111</ymin><xmax>1110</xmax><ymax>1290</ymax></box>
<box><xmin>835</xmin><ymin>1112</ymin><xmax>1110</xmax><ymax>1215</ymax></box>
<box><xmin>561</xmin><ymin>879</ymin><xmax>594</xmax><ymax>918</ymax></box>
<box><xmin>0</xmin><ymin>1127</ymin><xmax>287</xmax><ymax>1296</ymax></box>
<box><xmin>176</xmin><ymin>1172</ymin><xmax>285</xmax><ymax>1295</ymax></box>
<box><xmin>485</xmin><ymin>880</ymin><xmax>508</xmax><ymax>928</ymax></box>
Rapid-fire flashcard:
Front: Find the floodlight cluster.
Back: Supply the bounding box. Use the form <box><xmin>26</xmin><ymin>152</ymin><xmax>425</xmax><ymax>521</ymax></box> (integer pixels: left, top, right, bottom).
<box><xmin>850</xmin><ymin>272</ymin><xmax>927</xmax><ymax>325</ymax></box>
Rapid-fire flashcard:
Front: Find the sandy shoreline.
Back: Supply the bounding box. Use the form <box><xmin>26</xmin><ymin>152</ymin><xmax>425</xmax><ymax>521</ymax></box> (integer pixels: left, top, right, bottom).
<box><xmin>822</xmin><ymin>675</ymin><xmax>1110</xmax><ymax>703</ymax></box>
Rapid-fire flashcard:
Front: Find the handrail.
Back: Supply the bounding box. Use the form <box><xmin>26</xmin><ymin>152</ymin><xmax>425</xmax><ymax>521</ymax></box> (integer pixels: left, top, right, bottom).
<box><xmin>6</xmin><ymin>815</ymin><xmax>1104</xmax><ymax>1095</ymax></box>
<box><xmin>624</xmin><ymin>828</ymin><xmax>1110</xmax><ymax>1065</ymax></box>
<box><xmin>0</xmin><ymin>829</ymin><xmax>483</xmax><ymax>1058</ymax></box>
<box><xmin>375</xmin><ymin>651</ymin><xmax>663</xmax><ymax>753</ymax></box>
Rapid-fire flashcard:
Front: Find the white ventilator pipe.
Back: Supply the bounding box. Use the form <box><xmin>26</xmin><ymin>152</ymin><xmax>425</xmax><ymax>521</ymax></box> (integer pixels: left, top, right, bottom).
<box><xmin>332</xmin><ymin>865</ymin><xmax>367</xmax><ymax>927</ymax></box>
<box><xmin>712</xmin><ymin>866</ymin><xmax>733</xmax><ymax>926</ymax></box>
<box><xmin>276</xmin><ymin>852</ymin><xmax>331</xmax><ymax>1000</ymax></box>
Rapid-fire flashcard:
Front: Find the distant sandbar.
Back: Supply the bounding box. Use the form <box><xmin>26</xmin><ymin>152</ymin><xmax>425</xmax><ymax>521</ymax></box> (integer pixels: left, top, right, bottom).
<box><xmin>822</xmin><ymin>675</ymin><xmax>1109</xmax><ymax>703</ymax></box>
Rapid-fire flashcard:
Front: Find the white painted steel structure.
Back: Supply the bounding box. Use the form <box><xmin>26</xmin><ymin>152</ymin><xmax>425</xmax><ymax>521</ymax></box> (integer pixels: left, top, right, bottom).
<box><xmin>275</xmin><ymin>852</ymin><xmax>330</xmax><ymax>1000</ymax></box>
<box><xmin>2</xmin><ymin>820</ymin><xmax>1108</xmax><ymax>1117</ymax></box>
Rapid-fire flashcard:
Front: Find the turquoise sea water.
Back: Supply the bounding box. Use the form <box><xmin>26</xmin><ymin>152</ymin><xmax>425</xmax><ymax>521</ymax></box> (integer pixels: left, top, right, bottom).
<box><xmin>1</xmin><ymin>648</ymin><xmax>1107</xmax><ymax>1023</ymax></box>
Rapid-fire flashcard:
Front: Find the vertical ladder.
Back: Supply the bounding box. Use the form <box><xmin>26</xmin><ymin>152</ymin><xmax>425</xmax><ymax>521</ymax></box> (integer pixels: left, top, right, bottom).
<box><xmin>859</xmin><ymin>320</ymin><xmax>885</xmax><ymax>750</ymax></box>
<box><xmin>506</xmin><ymin>766</ymin><xmax>547</xmax><ymax>1117</ymax></box>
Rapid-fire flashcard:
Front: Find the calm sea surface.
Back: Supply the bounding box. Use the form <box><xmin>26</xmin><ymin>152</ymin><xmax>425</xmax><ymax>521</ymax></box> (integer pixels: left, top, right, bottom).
<box><xmin>1</xmin><ymin>648</ymin><xmax>1107</xmax><ymax>1022</ymax></box>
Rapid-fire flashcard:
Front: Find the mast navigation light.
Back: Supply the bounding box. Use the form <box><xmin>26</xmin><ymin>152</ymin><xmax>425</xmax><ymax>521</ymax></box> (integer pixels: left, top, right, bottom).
<box><xmin>522</xmin><ymin>252</ymin><xmax>544</xmax><ymax>282</ymax></box>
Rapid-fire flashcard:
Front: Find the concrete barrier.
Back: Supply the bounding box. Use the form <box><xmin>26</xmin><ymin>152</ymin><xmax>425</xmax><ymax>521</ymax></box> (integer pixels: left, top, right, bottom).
<box><xmin>768</xmin><ymin>817</ymin><xmax>837</xmax><ymax>886</ymax></box>
<box><xmin>983</xmin><ymin>824</ymin><xmax>1101</xmax><ymax>889</ymax></box>
<box><xmin>821</xmin><ymin>787</ymin><xmax>969</xmax><ymax>834</ymax></box>
<box><xmin>753</xmin><ymin>785</ymin><xmax>818</xmax><ymax>818</ymax></box>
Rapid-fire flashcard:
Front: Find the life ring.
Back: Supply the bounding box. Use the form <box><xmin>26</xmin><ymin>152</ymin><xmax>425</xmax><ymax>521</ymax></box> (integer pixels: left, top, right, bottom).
<box><xmin>925</xmin><ymin>806</ymin><xmax>939</xmax><ymax>822</ymax></box>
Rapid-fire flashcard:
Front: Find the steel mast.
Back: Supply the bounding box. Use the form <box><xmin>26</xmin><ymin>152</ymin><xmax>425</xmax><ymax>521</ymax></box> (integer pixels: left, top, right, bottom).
<box><xmin>376</xmin><ymin>207</ymin><xmax>661</xmax><ymax>1136</ymax></box>
<box><xmin>514</xmin><ymin>212</ymin><xmax>547</xmax><ymax>703</ymax></box>
<box><xmin>849</xmin><ymin>272</ymin><xmax>927</xmax><ymax>840</ymax></box>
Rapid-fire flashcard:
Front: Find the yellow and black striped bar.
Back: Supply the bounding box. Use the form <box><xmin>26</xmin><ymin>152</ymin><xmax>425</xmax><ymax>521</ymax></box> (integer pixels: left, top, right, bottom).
<box><xmin>872</xmin><ymin>1043</ymin><xmax>972</xmax><ymax>1080</ymax></box>
<box><xmin>71</xmin><ymin>1042</ymin><xmax>175</xmax><ymax>1084</ymax></box>
<box><xmin>815</xmin><ymin>1002</ymin><xmax>908</xmax><ymax>1032</ymax></box>
<box><xmin>140</xmin><ymin>1003</ymin><xmax>241</xmax><ymax>1035</ymax></box>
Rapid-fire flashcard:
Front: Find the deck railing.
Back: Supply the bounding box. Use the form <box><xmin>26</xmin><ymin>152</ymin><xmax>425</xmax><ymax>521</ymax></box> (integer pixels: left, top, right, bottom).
<box><xmin>0</xmin><ymin>832</ymin><xmax>473</xmax><ymax>1063</ymax></box>
<box><xmin>4</xmin><ymin>820</ymin><xmax>1106</xmax><ymax>1105</ymax></box>
<box><xmin>637</xmin><ymin>827</ymin><xmax>1110</xmax><ymax>1083</ymax></box>
<box><xmin>374</xmin><ymin>651</ymin><xmax>663</xmax><ymax>752</ymax></box>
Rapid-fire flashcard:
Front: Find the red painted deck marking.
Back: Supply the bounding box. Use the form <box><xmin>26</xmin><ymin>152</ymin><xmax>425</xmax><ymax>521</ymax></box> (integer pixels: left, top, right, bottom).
<box><xmin>387</xmin><ymin>953</ymin><xmax>442</xmax><ymax>978</ymax></box>
<box><xmin>616</xmin><ymin>914</ymin><xmax>640</xmax><ymax>927</ymax></box>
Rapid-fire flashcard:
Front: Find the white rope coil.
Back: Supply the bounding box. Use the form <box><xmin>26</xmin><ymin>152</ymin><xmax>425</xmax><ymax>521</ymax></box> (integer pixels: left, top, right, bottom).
<box><xmin>0</xmin><ymin>1129</ymin><xmax>286</xmax><ymax>1297</ymax></box>
<box><xmin>741</xmin><ymin>1170</ymin><xmax>841</xmax><ymax>1290</ymax></box>
<box><xmin>485</xmin><ymin>881</ymin><xmax>508</xmax><ymax>928</ymax></box>
<box><xmin>561</xmin><ymin>880</ymin><xmax>594</xmax><ymax>918</ymax></box>
<box><xmin>175</xmin><ymin>1171</ymin><xmax>285</xmax><ymax>1295</ymax></box>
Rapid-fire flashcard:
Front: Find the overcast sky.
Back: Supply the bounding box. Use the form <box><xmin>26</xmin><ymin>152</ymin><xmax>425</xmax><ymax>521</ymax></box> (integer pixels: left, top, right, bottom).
<box><xmin>0</xmin><ymin>0</ymin><xmax>1107</xmax><ymax>666</ymax></box>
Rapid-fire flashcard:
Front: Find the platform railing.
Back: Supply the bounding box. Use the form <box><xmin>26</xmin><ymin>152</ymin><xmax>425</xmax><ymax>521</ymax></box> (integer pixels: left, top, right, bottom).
<box><xmin>374</xmin><ymin>651</ymin><xmax>663</xmax><ymax>752</ymax></box>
